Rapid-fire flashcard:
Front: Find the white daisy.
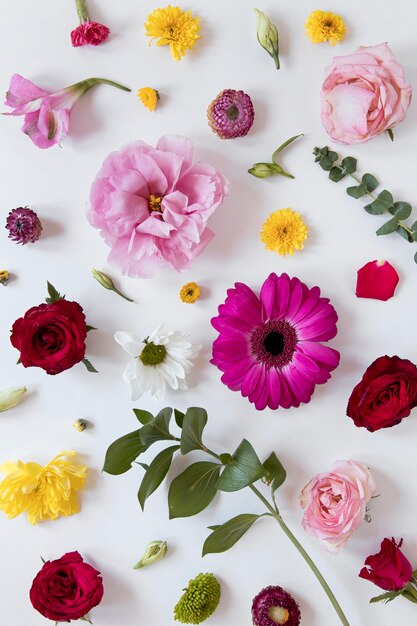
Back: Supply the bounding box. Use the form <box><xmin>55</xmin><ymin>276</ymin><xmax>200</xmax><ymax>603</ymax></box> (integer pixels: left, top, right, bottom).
<box><xmin>114</xmin><ymin>325</ymin><xmax>201</xmax><ymax>400</ymax></box>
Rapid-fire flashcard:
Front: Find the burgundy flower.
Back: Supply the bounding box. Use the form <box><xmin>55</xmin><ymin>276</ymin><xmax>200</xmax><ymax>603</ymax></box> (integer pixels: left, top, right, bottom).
<box><xmin>71</xmin><ymin>21</ymin><xmax>110</xmax><ymax>47</ymax></box>
<box><xmin>359</xmin><ymin>538</ymin><xmax>414</xmax><ymax>592</ymax></box>
<box><xmin>252</xmin><ymin>586</ymin><xmax>301</xmax><ymax>626</ymax></box>
<box><xmin>6</xmin><ymin>207</ymin><xmax>42</xmax><ymax>244</ymax></box>
<box><xmin>207</xmin><ymin>89</ymin><xmax>255</xmax><ymax>139</ymax></box>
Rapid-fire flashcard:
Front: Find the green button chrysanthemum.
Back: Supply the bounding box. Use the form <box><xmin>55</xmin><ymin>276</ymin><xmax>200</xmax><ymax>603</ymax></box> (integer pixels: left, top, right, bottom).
<box><xmin>174</xmin><ymin>573</ymin><xmax>221</xmax><ymax>624</ymax></box>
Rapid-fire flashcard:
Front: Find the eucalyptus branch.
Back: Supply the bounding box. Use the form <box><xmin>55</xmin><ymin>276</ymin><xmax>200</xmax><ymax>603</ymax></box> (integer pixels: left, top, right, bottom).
<box><xmin>314</xmin><ymin>146</ymin><xmax>417</xmax><ymax>264</ymax></box>
<box><xmin>104</xmin><ymin>407</ymin><xmax>351</xmax><ymax>626</ymax></box>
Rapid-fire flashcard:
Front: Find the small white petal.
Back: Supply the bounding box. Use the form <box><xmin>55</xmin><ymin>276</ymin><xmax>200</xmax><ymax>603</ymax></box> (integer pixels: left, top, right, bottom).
<box><xmin>114</xmin><ymin>331</ymin><xmax>144</xmax><ymax>357</ymax></box>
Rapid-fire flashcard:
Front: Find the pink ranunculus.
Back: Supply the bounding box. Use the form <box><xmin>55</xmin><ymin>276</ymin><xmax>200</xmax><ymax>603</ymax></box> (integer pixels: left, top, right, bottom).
<box><xmin>3</xmin><ymin>75</ymin><xmax>130</xmax><ymax>149</ymax></box>
<box><xmin>87</xmin><ymin>135</ymin><xmax>229</xmax><ymax>277</ymax></box>
<box><xmin>321</xmin><ymin>43</ymin><xmax>412</xmax><ymax>144</ymax></box>
<box><xmin>300</xmin><ymin>460</ymin><xmax>376</xmax><ymax>553</ymax></box>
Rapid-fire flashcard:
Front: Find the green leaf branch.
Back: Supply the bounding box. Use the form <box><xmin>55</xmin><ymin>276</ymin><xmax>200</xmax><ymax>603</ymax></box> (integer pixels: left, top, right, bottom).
<box><xmin>249</xmin><ymin>134</ymin><xmax>303</xmax><ymax>179</ymax></box>
<box><xmin>104</xmin><ymin>407</ymin><xmax>351</xmax><ymax>626</ymax></box>
<box><xmin>314</xmin><ymin>146</ymin><xmax>417</xmax><ymax>264</ymax></box>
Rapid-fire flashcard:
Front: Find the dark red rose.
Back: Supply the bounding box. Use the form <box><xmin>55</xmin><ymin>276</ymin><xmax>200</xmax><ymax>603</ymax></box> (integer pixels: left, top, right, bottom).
<box><xmin>359</xmin><ymin>538</ymin><xmax>413</xmax><ymax>591</ymax></box>
<box><xmin>71</xmin><ymin>21</ymin><xmax>110</xmax><ymax>47</ymax></box>
<box><xmin>10</xmin><ymin>299</ymin><xmax>87</xmax><ymax>375</ymax></box>
<box><xmin>346</xmin><ymin>355</ymin><xmax>417</xmax><ymax>432</ymax></box>
<box><xmin>30</xmin><ymin>551</ymin><xmax>104</xmax><ymax>621</ymax></box>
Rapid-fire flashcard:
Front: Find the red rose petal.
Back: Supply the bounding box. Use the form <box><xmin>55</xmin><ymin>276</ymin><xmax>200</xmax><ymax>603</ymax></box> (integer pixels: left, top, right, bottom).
<box><xmin>356</xmin><ymin>260</ymin><xmax>399</xmax><ymax>301</ymax></box>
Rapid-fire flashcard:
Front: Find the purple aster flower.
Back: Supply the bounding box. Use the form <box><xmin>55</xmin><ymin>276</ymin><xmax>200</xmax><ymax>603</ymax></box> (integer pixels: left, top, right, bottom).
<box><xmin>252</xmin><ymin>586</ymin><xmax>301</xmax><ymax>626</ymax></box>
<box><xmin>5</xmin><ymin>207</ymin><xmax>42</xmax><ymax>244</ymax></box>
<box><xmin>207</xmin><ymin>89</ymin><xmax>254</xmax><ymax>139</ymax></box>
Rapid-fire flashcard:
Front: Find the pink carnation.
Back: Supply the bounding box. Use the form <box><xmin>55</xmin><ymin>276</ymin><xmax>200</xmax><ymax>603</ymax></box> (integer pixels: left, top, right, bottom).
<box><xmin>88</xmin><ymin>136</ymin><xmax>228</xmax><ymax>277</ymax></box>
<box><xmin>300</xmin><ymin>460</ymin><xmax>376</xmax><ymax>553</ymax></box>
<box><xmin>321</xmin><ymin>43</ymin><xmax>412</xmax><ymax>144</ymax></box>
<box><xmin>71</xmin><ymin>21</ymin><xmax>110</xmax><ymax>47</ymax></box>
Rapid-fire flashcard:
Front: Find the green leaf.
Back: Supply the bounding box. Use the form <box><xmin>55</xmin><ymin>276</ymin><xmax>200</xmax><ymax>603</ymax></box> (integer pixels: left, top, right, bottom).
<box><xmin>180</xmin><ymin>407</ymin><xmax>207</xmax><ymax>454</ymax></box>
<box><xmin>168</xmin><ymin>462</ymin><xmax>221</xmax><ymax>519</ymax></box>
<box><xmin>376</xmin><ymin>217</ymin><xmax>399</xmax><ymax>236</ymax></box>
<box><xmin>138</xmin><ymin>445</ymin><xmax>180</xmax><ymax>510</ymax></box>
<box><xmin>387</xmin><ymin>128</ymin><xmax>395</xmax><ymax>142</ymax></box>
<box><xmin>45</xmin><ymin>281</ymin><xmax>64</xmax><ymax>304</ymax></box>
<box><xmin>174</xmin><ymin>409</ymin><xmax>185</xmax><ymax>428</ymax></box>
<box><xmin>364</xmin><ymin>190</ymin><xmax>394</xmax><ymax>215</ymax></box>
<box><xmin>347</xmin><ymin>183</ymin><xmax>368</xmax><ymax>199</ymax></box>
<box><xmin>85</xmin><ymin>325</ymin><xmax>96</xmax><ymax>332</ymax></box>
<box><xmin>139</xmin><ymin>407</ymin><xmax>174</xmax><ymax>446</ymax></box>
<box><xmin>133</xmin><ymin>409</ymin><xmax>154</xmax><ymax>425</ymax></box>
<box><xmin>414</xmin><ymin>251</ymin><xmax>417</xmax><ymax>264</ymax></box>
<box><xmin>202</xmin><ymin>514</ymin><xmax>261</xmax><ymax>556</ymax></box>
<box><xmin>207</xmin><ymin>525</ymin><xmax>221</xmax><ymax>531</ymax></box>
<box><xmin>271</xmin><ymin>134</ymin><xmax>303</xmax><ymax>162</ymax></box>
<box><xmin>370</xmin><ymin>590</ymin><xmax>400</xmax><ymax>604</ymax></box>
<box><xmin>219</xmin><ymin>453</ymin><xmax>233</xmax><ymax>464</ymax></box>
<box><xmin>263</xmin><ymin>452</ymin><xmax>286</xmax><ymax>493</ymax></box>
<box><xmin>103</xmin><ymin>430</ymin><xmax>144</xmax><ymax>475</ymax></box>
<box><xmin>393</xmin><ymin>201</ymin><xmax>412</xmax><ymax>220</ymax></box>
<box><xmin>329</xmin><ymin>166</ymin><xmax>346</xmax><ymax>183</ymax></box>
<box><xmin>319</xmin><ymin>151</ymin><xmax>338</xmax><ymax>171</ymax></box>
<box><xmin>396</xmin><ymin>225</ymin><xmax>414</xmax><ymax>243</ymax></box>
<box><xmin>362</xmin><ymin>173</ymin><xmax>379</xmax><ymax>193</ymax></box>
<box><xmin>135</xmin><ymin>462</ymin><xmax>149</xmax><ymax>471</ymax></box>
<box><xmin>401</xmin><ymin>587</ymin><xmax>417</xmax><ymax>604</ymax></box>
<box><xmin>340</xmin><ymin>156</ymin><xmax>357</xmax><ymax>174</ymax></box>
<box><xmin>82</xmin><ymin>357</ymin><xmax>98</xmax><ymax>373</ymax></box>
<box><xmin>216</xmin><ymin>439</ymin><xmax>265</xmax><ymax>492</ymax></box>
<box><xmin>411</xmin><ymin>221</ymin><xmax>417</xmax><ymax>231</ymax></box>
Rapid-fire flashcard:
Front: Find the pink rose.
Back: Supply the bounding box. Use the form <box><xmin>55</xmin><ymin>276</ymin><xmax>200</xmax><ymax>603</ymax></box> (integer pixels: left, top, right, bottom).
<box><xmin>321</xmin><ymin>43</ymin><xmax>412</xmax><ymax>144</ymax></box>
<box><xmin>300</xmin><ymin>460</ymin><xmax>376</xmax><ymax>553</ymax></box>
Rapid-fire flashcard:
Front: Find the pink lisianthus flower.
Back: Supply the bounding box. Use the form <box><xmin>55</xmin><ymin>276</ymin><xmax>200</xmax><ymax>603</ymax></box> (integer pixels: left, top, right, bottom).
<box><xmin>87</xmin><ymin>135</ymin><xmax>229</xmax><ymax>278</ymax></box>
<box><xmin>3</xmin><ymin>75</ymin><xmax>130</xmax><ymax>149</ymax></box>
<box><xmin>300</xmin><ymin>460</ymin><xmax>376</xmax><ymax>553</ymax></box>
<box><xmin>71</xmin><ymin>0</ymin><xmax>110</xmax><ymax>47</ymax></box>
<box><xmin>321</xmin><ymin>43</ymin><xmax>412</xmax><ymax>144</ymax></box>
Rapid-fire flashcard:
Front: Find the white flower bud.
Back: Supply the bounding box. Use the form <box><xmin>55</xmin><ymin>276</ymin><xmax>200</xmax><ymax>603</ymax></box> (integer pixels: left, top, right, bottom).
<box><xmin>133</xmin><ymin>540</ymin><xmax>167</xmax><ymax>569</ymax></box>
<box><xmin>0</xmin><ymin>387</ymin><xmax>27</xmax><ymax>412</ymax></box>
<box><xmin>254</xmin><ymin>9</ymin><xmax>280</xmax><ymax>69</ymax></box>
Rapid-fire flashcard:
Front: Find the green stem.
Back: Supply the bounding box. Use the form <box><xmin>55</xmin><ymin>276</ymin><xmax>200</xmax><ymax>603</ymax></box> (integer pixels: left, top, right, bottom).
<box><xmin>70</xmin><ymin>78</ymin><xmax>131</xmax><ymax>94</ymax></box>
<box><xmin>75</xmin><ymin>0</ymin><xmax>89</xmax><ymax>23</ymax></box>
<box><xmin>250</xmin><ymin>484</ymin><xmax>351</xmax><ymax>626</ymax></box>
<box><xmin>112</xmin><ymin>287</ymin><xmax>134</xmax><ymax>303</ymax></box>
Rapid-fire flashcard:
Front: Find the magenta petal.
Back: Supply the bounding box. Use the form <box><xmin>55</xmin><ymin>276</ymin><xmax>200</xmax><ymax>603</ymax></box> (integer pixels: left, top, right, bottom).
<box><xmin>266</xmin><ymin>367</ymin><xmax>281</xmax><ymax>410</ymax></box>
<box><xmin>241</xmin><ymin>363</ymin><xmax>263</xmax><ymax>398</ymax></box>
<box><xmin>356</xmin><ymin>260</ymin><xmax>399</xmax><ymax>301</ymax></box>
<box><xmin>300</xmin><ymin>342</ymin><xmax>340</xmax><ymax>369</ymax></box>
<box><xmin>260</xmin><ymin>273</ymin><xmax>290</xmax><ymax>320</ymax></box>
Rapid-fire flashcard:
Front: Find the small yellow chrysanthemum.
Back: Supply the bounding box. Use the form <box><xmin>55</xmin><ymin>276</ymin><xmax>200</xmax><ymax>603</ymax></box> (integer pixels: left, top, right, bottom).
<box><xmin>0</xmin><ymin>451</ymin><xmax>87</xmax><ymax>525</ymax></box>
<box><xmin>261</xmin><ymin>209</ymin><xmax>308</xmax><ymax>256</ymax></box>
<box><xmin>138</xmin><ymin>87</ymin><xmax>160</xmax><ymax>112</ymax></box>
<box><xmin>180</xmin><ymin>282</ymin><xmax>201</xmax><ymax>304</ymax></box>
<box><xmin>305</xmin><ymin>10</ymin><xmax>346</xmax><ymax>45</ymax></box>
<box><xmin>0</xmin><ymin>270</ymin><xmax>9</xmax><ymax>285</ymax></box>
<box><xmin>144</xmin><ymin>5</ymin><xmax>201</xmax><ymax>61</ymax></box>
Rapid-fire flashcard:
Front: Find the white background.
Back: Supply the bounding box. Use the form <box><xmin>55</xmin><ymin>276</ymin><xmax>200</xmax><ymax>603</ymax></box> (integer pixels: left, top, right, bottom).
<box><xmin>1</xmin><ymin>1</ymin><xmax>417</xmax><ymax>625</ymax></box>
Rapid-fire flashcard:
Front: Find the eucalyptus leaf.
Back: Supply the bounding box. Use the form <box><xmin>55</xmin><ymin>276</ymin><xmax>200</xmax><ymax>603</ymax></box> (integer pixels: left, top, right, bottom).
<box><xmin>393</xmin><ymin>201</ymin><xmax>412</xmax><ymax>220</ymax></box>
<box><xmin>396</xmin><ymin>225</ymin><xmax>414</xmax><ymax>243</ymax></box>
<box><xmin>168</xmin><ymin>461</ymin><xmax>221</xmax><ymax>519</ymax></box>
<box><xmin>362</xmin><ymin>173</ymin><xmax>379</xmax><ymax>193</ymax></box>
<box><xmin>319</xmin><ymin>151</ymin><xmax>338</xmax><ymax>171</ymax></box>
<box><xmin>411</xmin><ymin>221</ymin><xmax>417</xmax><ymax>231</ymax></box>
<box><xmin>180</xmin><ymin>407</ymin><xmax>208</xmax><ymax>454</ymax></box>
<box><xmin>138</xmin><ymin>445</ymin><xmax>180</xmax><ymax>510</ymax></box>
<box><xmin>329</xmin><ymin>166</ymin><xmax>346</xmax><ymax>183</ymax></box>
<box><xmin>202</xmin><ymin>514</ymin><xmax>261</xmax><ymax>556</ymax></box>
<box><xmin>140</xmin><ymin>407</ymin><xmax>174</xmax><ymax>446</ymax></box>
<box><xmin>133</xmin><ymin>409</ymin><xmax>154</xmax><ymax>425</ymax></box>
<box><xmin>347</xmin><ymin>184</ymin><xmax>367</xmax><ymax>199</ymax></box>
<box><xmin>103</xmin><ymin>430</ymin><xmax>144</xmax><ymax>475</ymax></box>
<box><xmin>263</xmin><ymin>452</ymin><xmax>286</xmax><ymax>493</ymax></box>
<box><xmin>216</xmin><ymin>439</ymin><xmax>265</xmax><ymax>492</ymax></box>
<box><xmin>174</xmin><ymin>409</ymin><xmax>185</xmax><ymax>428</ymax></box>
<box><xmin>340</xmin><ymin>156</ymin><xmax>357</xmax><ymax>174</ymax></box>
<box><xmin>414</xmin><ymin>251</ymin><xmax>417</xmax><ymax>264</ymax></box>
<box><xmin>376</xmin><ymin>217</ymin><xmax>399</xmax><ymax>236</ymax></box>
<box><xmin>364</xmin><ymin>190</ymin><xmax>394</xmax><ymax>215</ymax></box>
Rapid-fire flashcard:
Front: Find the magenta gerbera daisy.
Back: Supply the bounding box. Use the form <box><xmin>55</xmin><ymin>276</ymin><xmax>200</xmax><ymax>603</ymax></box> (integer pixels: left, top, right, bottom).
<box><xmin>252</xmin><ymin>586</ymin><xmax>301</xmax><ymax>626</ymax></box>
<box><xmin>211</xmin><ymin>273</ymin><xmax>340</xmax><ymax>410</ymax></box>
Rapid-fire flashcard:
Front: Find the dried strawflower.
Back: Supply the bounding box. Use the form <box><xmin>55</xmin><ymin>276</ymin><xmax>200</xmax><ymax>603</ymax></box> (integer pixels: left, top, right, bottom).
<box><xmin>73</xmin><ymin>418</ymin><xmax>88</xmax><ymax>432</ymax></box>
<box><xmin>252</xmin><ymin>586</ymin><xmax>301</xmax><ymax>626</ymax></box>
<box><xmin>207</xmin><ymin>89</ymin><xmax>255</xmax><ymax>139</ymax></box>
<box><xmin>145</xmin><ymin>6</ymin><xmax>201</xmax><ymax>61</ymax></box>
<box><xmin>0</xmin><ymin>451</ymin><xmax>86</xmax><ymax>524</ymax></box>
<box><xmin>0</xmin><ymin>387</ymin><xmax>27</xmax><ymax>412</ymax></box>
<box><xmin>260</xmin><ymin>209</ymin><xmax>308</xmax><ymax>256</ymax></box>
<box><xmin>6</xmin><ymin>207</ymin><xmax>42</xmax><ymax>244</ymax></box>
<box><xmin>133</xmin><ymin>540</ymin><xmax>167</xmax><ymax>569</ymax></box>
<box><xmin>138</xmin><ymin>87</ymin><xmax>160</xmax><ymax>111</ymax></box>
<box><xmin>174</xmin><ymin>573</ymin><xmax>221</xmax><ymax>624</ymax></box>
<box><xmin>180</xmin><ymin>282</ymin><xmax>200</xmax><ymax>304</ymax></box>
<box><xmin>305</xmin><ymin>10</ymin><xmax>346</xmax><ymax>45</ymax></box>
<box><xmin>0</xmin><ymin>270</ymin><xmax>9</xmax><ymax>285</ymax></box>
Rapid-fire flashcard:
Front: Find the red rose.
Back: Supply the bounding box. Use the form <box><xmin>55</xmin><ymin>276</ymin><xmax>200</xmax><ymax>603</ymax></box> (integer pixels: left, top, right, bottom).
<box><xmin>30</xmin><ymin>551</ymin><xmax>104</xmax><ymax>621</ymax></box>
<box><xmin>10</xmin><ymin>299</ymin><xmax>87</xmax><ymax>375</ymax></box>
<box><xmin>346</xmin><ymin>355</ymin><xmax>417</xmax><ymax>432</ymax></box>
<box><xmin>359</xmin><ymin>538</ymin><xmax>413</xmax><ymax>591</ymax></box>
<box><xmin>71</xmin><ymin>21</ymin><xmax>110</xmax><ymax>47</ymax></box>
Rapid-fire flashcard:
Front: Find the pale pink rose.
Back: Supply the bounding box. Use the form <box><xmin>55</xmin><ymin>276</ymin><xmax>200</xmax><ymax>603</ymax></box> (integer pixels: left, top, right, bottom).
<box><xmin>87</xmin><ymin>135</ymin><xmax>228</xmax><ymax>278</ymax></box>
<box><xmin>300</xmin><ymin>460</ymin><xmax>376</xmax><ymax>553</ymax></box>
<box><xmin>321</xmin><ymin>43</ymin><xmax>412</xmax><ymax>144</ymax></box>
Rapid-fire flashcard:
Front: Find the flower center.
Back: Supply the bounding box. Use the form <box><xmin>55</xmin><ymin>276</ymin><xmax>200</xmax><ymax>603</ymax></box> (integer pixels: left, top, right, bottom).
<box><xmin>140</xmin><ymin>341</ymin><xmax>167</xmax><ymax>366</ymax></box>
<box><xmin>148</xmin><ymin>194</ymin><xmax>163</xmax><ymax>213</ymax></box>
<box><xmin>226</xmin><ymin>105</ymin><xmax>239</xmax><ymax>121</ymax></box>
<box><xmin>268</xmin><ymin>606</ymin><xmax>290</xmax><ymax>625</ymax></box>
<box><xmin>250</xmin><ymin>319</ymin><xmax>298</xmax><ymax>368</ymax></box>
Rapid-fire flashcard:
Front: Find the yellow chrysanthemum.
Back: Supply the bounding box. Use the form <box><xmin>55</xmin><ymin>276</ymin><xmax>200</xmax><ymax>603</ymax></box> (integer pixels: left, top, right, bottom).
<box><xmin>305</xmin><ymin>10</ymin><xmax>346</xmax><ymax>45</ymax></box>
<box><xmin>144</xmin><ymin>5</ymin><xmax>201</xmax><ymax>61</ymax></box>
<box><xmin>138</xmin><ymin>87</ymin><xmax>160</xmax><ymax>112</ymax></box>
<box><xmin>180</xmin><ymin>282</ymin><xmax>201</xmax><ymax>304</ymax></box>
<box><xmin>261</xmin><ymin>209</ymin><xmax>308</xmax><ymax>256</ymax></box>
<box><xmin>0</xmin><ymin>451</ymin><xmax>87</xmax><ymax>525</ymax></box>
